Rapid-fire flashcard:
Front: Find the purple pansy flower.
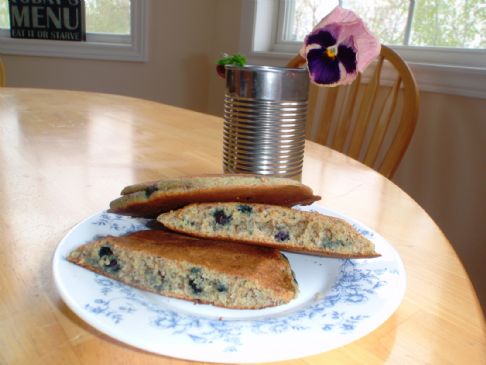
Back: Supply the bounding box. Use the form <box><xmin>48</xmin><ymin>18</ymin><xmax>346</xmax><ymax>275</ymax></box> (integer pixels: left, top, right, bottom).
<box><xmin>300</xmin><ymin>7</ymin><xmax>381</xmax><ymax>86</ymax></box>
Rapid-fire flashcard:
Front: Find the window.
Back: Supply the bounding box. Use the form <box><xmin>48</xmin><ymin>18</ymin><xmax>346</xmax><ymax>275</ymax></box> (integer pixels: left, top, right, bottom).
<box><xmin>281</xmin><ymin>0</ymin><xmax>485</xmax><ymax>49</ymax></box>
<box><xmin>85</xmin><ymin>0</ymin><xmax>131</xmax><ymax>35</ymax></box>
<box><xmin>242</xmin><ymin>0</ymin><xmax>486</xmax><ymax>98</ymax></box>
<box><xmin>0</xmin><ymin>0</ymin><xmax>147</xmax><ymax>61</ymax></box>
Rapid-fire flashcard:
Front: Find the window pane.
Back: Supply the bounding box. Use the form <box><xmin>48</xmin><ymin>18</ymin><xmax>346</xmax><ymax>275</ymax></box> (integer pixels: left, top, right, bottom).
<box><xmin>344</xmin><ymin>0</ymin><xmax>410</xmax><ymax>46</ymax></box>
<box><xmin>85</xmin><ymin>0</ymin><xmax>130</xmax><ymax>34</ymax></box>
<box><xmin>0</xmin><ymin>0</ymin><xmax>131</xmax><ymax>35</ymax></box>
<box><xmin>285</xmin><ymin>0</ymin><xmax>340</xmax><ymax>41</ymax></box>
<box><xmin>286</xmin><ymin>0</ymin><xmax>409</xmax><ymax>44</ymax></box>
<box><xmin>411</xmin><ymin>0</ymin><xmax>485</xmax><ymax>48</ymax></box>
<box><xmin>285</xmin><ymin>0</ymin><xmax>485</xmax><ymax>49</ymax></box>
<box><xmin>0</xmin><ymin>0</ymin><xmax>8</xmax><ymax>28</ymax></box>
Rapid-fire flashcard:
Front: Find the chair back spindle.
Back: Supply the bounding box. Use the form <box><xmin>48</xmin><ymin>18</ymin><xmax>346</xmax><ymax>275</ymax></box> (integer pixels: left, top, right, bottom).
<box><xmin>287</xmin><ymin>45</ymin><xmax>419</xmax><ymax>179</ymax></box>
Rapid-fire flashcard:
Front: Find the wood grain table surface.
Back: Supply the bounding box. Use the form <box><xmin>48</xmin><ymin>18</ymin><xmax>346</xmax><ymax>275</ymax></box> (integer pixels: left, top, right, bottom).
<box><xmin>0</xmin><ymin>88</ymin><xmax>484</xmax><ymax>365</ymax></box>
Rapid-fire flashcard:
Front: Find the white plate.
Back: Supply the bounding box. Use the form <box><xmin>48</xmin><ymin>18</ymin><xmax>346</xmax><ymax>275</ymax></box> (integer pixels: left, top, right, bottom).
<box><xmin>53</xmin><ymin>204</ymin><xmax>406</xmax><ymax>363</ymax></box>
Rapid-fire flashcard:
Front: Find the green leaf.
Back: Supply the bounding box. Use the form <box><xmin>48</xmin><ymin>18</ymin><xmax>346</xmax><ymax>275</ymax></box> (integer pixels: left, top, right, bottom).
<box><xmin>216</xmin><ymin>53</ymin><xmax>247</xmax><ymax>67</ymax></box>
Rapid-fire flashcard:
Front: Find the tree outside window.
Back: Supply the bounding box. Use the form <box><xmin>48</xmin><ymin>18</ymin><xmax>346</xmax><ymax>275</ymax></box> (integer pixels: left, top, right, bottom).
<box><xmin>285</xmin><ymin>0</ymin><xmax>485</xmax><ymax>49</ymax></box>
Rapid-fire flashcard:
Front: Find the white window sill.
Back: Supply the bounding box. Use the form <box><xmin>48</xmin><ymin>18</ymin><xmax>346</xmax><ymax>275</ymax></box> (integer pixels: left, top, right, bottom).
<box><xmin>0</xmin><ymin>35</ymin><xmax>147</xmax><ymax>62</ymax></box>
<box><xmin>240</xmin><ymin>1</ymin><xmax>486</xmax><ymax>100</ymax></box>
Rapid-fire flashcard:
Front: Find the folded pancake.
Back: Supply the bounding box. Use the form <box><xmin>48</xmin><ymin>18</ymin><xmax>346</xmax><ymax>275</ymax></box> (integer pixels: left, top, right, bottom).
<box><xmin>67</xmin><ymin>230</ymin><xmax>298</xmax><ymax>309</ymax></box>
<box><xmin>158</xmin><ymin>203</ymin><xmax>380</xmax><ymax>259</ymax></box>
<box><xmin>109</xmin><ymin>174</ymin><xmax>321</xmax><ymax>218</ymax></box>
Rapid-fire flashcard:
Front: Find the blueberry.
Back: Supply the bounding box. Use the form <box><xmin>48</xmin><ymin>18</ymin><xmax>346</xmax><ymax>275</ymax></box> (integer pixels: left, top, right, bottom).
<box><xmin>145</xmin><ymin>185</ymin><xmax>158</xmax><ymax>197</ymax></box>
<box><xmin>98</xmin><ymin>246</ymin><xmax>120</xmax><ymax>272</ymax></box>
<box><xmin>321</xmin><ymin>239</ymin><xmax>345</xmax><ymax>249</ymax></box>
<box><xmin>106</xmin><ymin>259</ymin><xmax>121</xmax><ymax>272</ymax></box>
<box><xmin>189</xmin><ymin>279</ymin><xmax>203</xmax><ymax>294</ymax></box>
<box><xmin>213</xmin><ymin>209</ymin><xmax>232</xmax><ymax>225</ymax></box>
<box><xmin>216</xmin><ymin>282</ymin><xmax>228</xmax><ymax>292</ymax></box>
<box><xmin>107</xmin><ymin>258</ymin><xmax>118</xmax><ymax>267</ymax></box>
<box><xmin>99</xmin><ymin>246</ymin><xmax>113</xmax><ymax>257</ymax></box>
<box><xmin>144</xmin><ymin>219</ymin><xmax>165</xmax><ymax>230</ymax></box>
<box><xmin>274</xmin><ymin>230</ymin><xmax>290</xmax><ymax>242</ymax></box>
<box><xmin>237</xmin><ymin>204</ymin><xmax>253</xmax><ymax>214</ymax></box>
<box><xmin>188</xmin><ymin>267</ymin><xmax>204</xmax><ymax>294</ymax></box>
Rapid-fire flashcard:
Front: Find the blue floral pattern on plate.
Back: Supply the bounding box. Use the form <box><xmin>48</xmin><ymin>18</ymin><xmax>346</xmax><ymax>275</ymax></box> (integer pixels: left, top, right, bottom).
<box><xmin>53</xmin><ymin>204</ymin><xmax>406</xmax><ymax>363</ymax></box>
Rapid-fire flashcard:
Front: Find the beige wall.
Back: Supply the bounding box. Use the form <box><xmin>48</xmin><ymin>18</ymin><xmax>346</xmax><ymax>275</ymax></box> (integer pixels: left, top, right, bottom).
<box><xmin>3</xmin><ymin>0</ymin><xmax>219</xmax><ymax>112</ymax></box>
<box><xmin>2</xmin><ymin>0</ymin><xmax>485</xmax><ymax>313</ymax></box>
<box><xmin>393</xmin><ymin>92</ymin><xmax>486</xmax><ymax>313</ymax></box>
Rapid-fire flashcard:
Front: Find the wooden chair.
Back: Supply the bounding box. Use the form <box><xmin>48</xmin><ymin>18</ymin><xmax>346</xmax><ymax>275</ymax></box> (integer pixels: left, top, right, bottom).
<box><xmin>287</xmin><ymin>45</ymin><xmax>419</xmax><ymax>179</ymax></box>
<box><xmin>0</xmin><ymin>57</ymin><xmax>5</xmax><ymax>87</ymax></box>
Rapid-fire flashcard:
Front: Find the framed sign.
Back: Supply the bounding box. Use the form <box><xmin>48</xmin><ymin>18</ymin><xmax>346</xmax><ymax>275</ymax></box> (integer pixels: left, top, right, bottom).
<box><xmin>8</xmin><ymin>0</ymin><xmax>86</xmax><ymax>41</ymax></box>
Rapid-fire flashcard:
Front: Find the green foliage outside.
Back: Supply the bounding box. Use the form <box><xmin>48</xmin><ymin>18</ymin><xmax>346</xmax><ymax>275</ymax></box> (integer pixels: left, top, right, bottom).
<box><xmin>345</xmin><ymin>0</ymin><xmax>410</xmax><ymax>46</ymax></box>
<box><xmin>0</xmin><ymin>0</ymin><xmax>7</xmax><ymax>28</ymax></box>
<box><xmin>85</xmin><ymin>0</ymin><xmax>130</xmax><ymax>34</ymax></box>
<box><xmin>412</xmin><ymin>0</ymin><xmax>485</xmax><ymax>48</ymax></box>
<box><xmin>291</xmin><ymin>0</ymin><xmax>485</xmax><ymax>49</ymax></box>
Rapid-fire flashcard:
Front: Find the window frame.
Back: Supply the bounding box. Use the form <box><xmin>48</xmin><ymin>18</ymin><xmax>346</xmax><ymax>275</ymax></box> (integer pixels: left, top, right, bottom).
<box><xmin>241</xmin><ymin>0</ymin><xmax>486</xmax><ymax>99</ymax></box>
<box><xmin>0</xmin><ymin>0</ymin><xmax>148</xmax><ymax>62</ymax></box>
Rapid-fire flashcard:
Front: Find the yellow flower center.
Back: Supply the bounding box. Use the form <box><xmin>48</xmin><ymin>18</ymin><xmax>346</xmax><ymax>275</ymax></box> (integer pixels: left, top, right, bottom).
<box><xmin>326</xmin><ymin>46</ymin><xmax>338</xmax><ymax>59</ymax></box>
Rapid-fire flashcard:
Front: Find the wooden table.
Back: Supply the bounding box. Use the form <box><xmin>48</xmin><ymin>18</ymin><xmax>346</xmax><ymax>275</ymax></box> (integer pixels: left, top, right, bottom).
<box><xmin>0</xmin><ymin>88</ymin><xmax>484</xmax><ymax>365</ymax></box>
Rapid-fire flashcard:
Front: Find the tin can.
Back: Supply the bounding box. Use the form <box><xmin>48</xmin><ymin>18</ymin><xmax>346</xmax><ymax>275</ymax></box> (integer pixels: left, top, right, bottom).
<box><xmin>223</xmin><ymin>65</ymin><xmax>309</xmax><ymax>179</ymax></box>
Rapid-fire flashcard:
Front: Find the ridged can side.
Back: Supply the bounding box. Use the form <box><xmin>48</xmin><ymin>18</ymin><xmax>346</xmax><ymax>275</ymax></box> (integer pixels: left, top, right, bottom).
<box><xmin>223</xmin><ymin>65</ymin><xmax>309</xmax><ymax>179</ymax></box>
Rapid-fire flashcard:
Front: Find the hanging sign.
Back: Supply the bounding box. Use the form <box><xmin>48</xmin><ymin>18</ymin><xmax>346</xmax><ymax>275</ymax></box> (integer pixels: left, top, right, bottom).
<box><xmin>8</xmin><ymin>0</ymin><xmax>86</xmax><ymax>41</ymax></box>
